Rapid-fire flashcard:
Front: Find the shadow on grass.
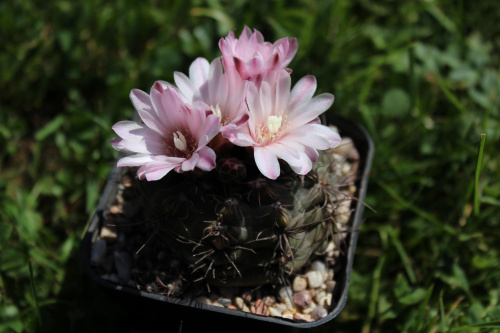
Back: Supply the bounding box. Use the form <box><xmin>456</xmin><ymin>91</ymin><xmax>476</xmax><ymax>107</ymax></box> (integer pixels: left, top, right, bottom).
<box><xmin>34</xmin><ymin>244</ymin><xmax>148</xmax><ymax>333</ymax></box>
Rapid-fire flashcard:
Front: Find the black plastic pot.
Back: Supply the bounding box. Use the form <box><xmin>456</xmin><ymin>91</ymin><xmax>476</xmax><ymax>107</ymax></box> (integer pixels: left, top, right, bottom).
<box><xmin>81</xmin><ymin>114</ymin><xmax>374</xmax><ymax>333</ymax></box>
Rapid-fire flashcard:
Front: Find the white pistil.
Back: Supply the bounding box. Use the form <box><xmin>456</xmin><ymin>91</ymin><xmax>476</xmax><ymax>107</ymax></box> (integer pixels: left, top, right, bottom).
<box><xmin>173</xmin><ymin>131</ymin><xmax>188</xmax><ymax>151</ymax></box>
<box><xmin>211</xmin><ymin>104</ymin><xmax>222</xmax><ymax>120</ymax></box>
<box><xmin>267</xmin><ymin>115</ymin><xmax>282</xmax><ymax>134</ymax></box>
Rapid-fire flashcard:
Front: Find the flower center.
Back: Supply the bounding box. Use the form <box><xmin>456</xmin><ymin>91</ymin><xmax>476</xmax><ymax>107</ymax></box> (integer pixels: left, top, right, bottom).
<box><xmin>255</xmin><ymin>114</ymin><xmax>286</xmax><ymax>144</ymax></box>
<box><xmin>267</xmin><ymin>115</ymin><xmax>282</xmax><ymax>134</ymax></box>
<box><xmin>173</xmin><ymin>131</ymin><xmax>188</xmax><ymax>152</ymax></box>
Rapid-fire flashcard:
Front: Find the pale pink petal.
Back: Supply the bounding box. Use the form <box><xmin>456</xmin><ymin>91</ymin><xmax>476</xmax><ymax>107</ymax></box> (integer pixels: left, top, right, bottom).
<box><xmin>304</xmin><ymin>146</ymin><xmax>319</xmax><ymax>163</ymax></box>
<box><xmin>195</xmin><ymin>146</ymin><xmax>216</xmax><ymax>171</ymax></box>
<box><xmin>187</xmin><ymin>105</ymin><xmax>207</xmax><ymax>141</ymax></box>
<box><xmin>266</xmin><ymin>143</ymin><xmax>301</xmax><ymax>165</ymax></box>
<box><xmin>288</xmin><ymin>75</ymin><xmax>317</xmax><ymax>111</ymax></box>
<box><xmin>117</xmin><ymin>154</ymin><xmax>154</xmax><ymax>167</ymax></box>
<box><xmin>150</xmin><ymin>85</ymin><xmax>174</xmax><ymax>132</ymax></box>
<box><xmin>283</xmin><ymin>124</ymin><xmax>340</xmax><ymax>152</ymax></box>
<box><xmin>263</xmin><ymin>52</ymin><xmax>281</xmax><ymax>72</ymax></box>
<box><xmin>154</xmin><ymin>80</ymin><xmax>173</xmax><ymax>92</ymax></box>
<box><xmin>208</xmin><ymin>58</ymin><xmax>226</xmax><ymax>104</ymax></box>
<box><xmin>282</xmin><ymin>38</ymin><xmax>298</xmax><ymax>66</ymax></box>
<box><xmin>253</xmin><ymin>28</ymin><xmax>265</xmax><ymax>44</ymax></box>
<box><xmin>247</xmin><ymin>53</ymin><xmax>265</xmax><ymax>77</ymax></box>
<box><xmin>160</xmin><ymin>87</ymin><xmax>190</xmax><ymax>129</ymax></box>
<box><xmin>181</xmin><ymin>153</ymin><xmax>199</xmax><ymax>172</ymax></box>
<box><xmin>189</xmin><ymin>57</ymin><xmax>210</xmax><ymax>91</ymax></box>
<box><xmin>288</xmin><ymin>152</ymin><xmax>313</xmax><ymax>175</ymax></box>
<box><xmin>223</xmin><ymin>128</ymin><xmax>254</xmax><ymax>147</ymax></box>
<box><xmin>140</xmin><ymin>163</ymin><xmax>177</xmax><ymax>181</ymax></box>
<box><xmin>233</xmin><ymin>57</ymin><xmax>249</xmax><ymax>80</ymax></box>
<box><xmin>130</xmin><ymin>89</ymin><xmax>153</xmax><ymax>112</ymax></box>
<box><xmin>136</xmin><ymin>107</ymin><xmax>166</xmax><ymax>136</ymax></box>
<box><xmin>254</xmin><ymin>147</ymin><xmax>280</xmax><ymax>179</ymax></box>
<box><xmin>274</xmin><ymin>70</ymin><xmax>291</xmax><ymax>113</ymax></box>
<box><xmin>288</xmin><ymin>93</ymin><xmax>334</xmax><ymax>128</ymax></box>
<box><xmin>197</xmin><ymin>114</ymin><xmax>221</xmax><ymax>146</ymax></box>
<box><xmin>246</xmin><ymin>83</ymin><xmax>262</xmax><ymax>134</ymax></box>
<box><xmin>174</xmin><ymin>71</ymin><xmax>195</xmax><ymax>103</ymax></box>
<box><xmin>110</xmin><ymin>137</ymin><xmax>123</xmax><ymax>151</ymax></box>
<box><xmin>309</xmin><ymin>117</ymin><xmax>321</xmax><ymax>125</ymax></box>
<box><xmin>259</xmin><ymin>81</ymin><xmax>273</xmax><ymax>117</ymax></box>
<box><xmin>111</xmin><ymin>121</ymin><xmax>165</xmax><ymax>154</ymax></box>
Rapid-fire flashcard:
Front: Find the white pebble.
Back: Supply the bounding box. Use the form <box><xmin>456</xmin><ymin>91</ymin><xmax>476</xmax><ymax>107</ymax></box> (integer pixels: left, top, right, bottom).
<box><xmin>325</xmin><ymin>293</ymin><xmax>333</xmax><ymax>306</ymax></box>
<box><xmin>314</xmin><ymin>290</ymin><xmax>326</xmax><ymax>304</ymax></box>
<box><xmin>310</xmin><ymin>260</ymin><xmax>327</xmax><ymax>274</ymax></box>
<box><xmin>302</xmin><ymin>301</ymin><xmax>317</xmax><ymax>314</ymax></box>
<box><xmin>234</xmin><ymin>297</ymin><xmax>245</xmax><ymax>309</ymax></box>
<box><xmin>268</xmin><ymin>307</ymin><xmax>282</xmax><ymax>317</ymax></box>
<box><xmin>307</xmin><ymin>271</ymin><xmax>324</xmax><ymax>288</ymax></box>
<box><xmin>278</xmin><ymin>286</ymin><xmax>293</xmax><ymax>301</ymax></box>
<box><xmin>293</xmin><ymin>276</ymin><xmax>308</xmax><ymax>292</ymax></box>
<box><xmin>311</xmin><ymin>306</ymin><xmax>328</xmax><ymax>320</ymax></box>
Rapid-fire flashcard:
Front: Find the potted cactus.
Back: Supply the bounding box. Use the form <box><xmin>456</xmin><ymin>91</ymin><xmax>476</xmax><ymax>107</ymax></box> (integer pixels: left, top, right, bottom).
<box><xmin>82</xmin><ymin>27</ymin><xmax>373</xmax><ymax>332</ymax></box>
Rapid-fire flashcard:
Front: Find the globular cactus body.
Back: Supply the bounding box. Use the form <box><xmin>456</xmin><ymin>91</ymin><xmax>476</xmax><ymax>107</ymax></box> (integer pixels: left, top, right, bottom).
<box><xmin>141</xmin><ymin>139</ymin><xmax>356</xmax><ymax>287</ymax></box>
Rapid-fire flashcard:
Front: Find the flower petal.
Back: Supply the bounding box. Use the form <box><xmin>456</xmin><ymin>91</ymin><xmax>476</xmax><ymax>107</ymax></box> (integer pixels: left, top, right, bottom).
<box><xmin>265</xmin><ymin>142</ymin><xmax>301</xmax><ymax>167</ymax></box>
<box><xmin>174</xmin><ymin>71</ymin><xmax>195</xmax><ymax>103</ymax></box>
<box><xmin>195</xmin><ymin>146</ymin><xmax>217</xmax><ymax>171</ymax></box>
<box><xmin>130</xmin><ymin>89</ymin><xmax>166</xmax><ymax>135</ymax></box>
<box><xmin>181</xmin><ymin>153</ymin><xmax>199</xmax><ymax>172</ymax></box>
<box><xmin>197</xmin><ymin>114</ymin><xmax>221</xmax><ymax>147</ymax></box>
<box><xmin>208</xmin><ymin>58</ymin><xmax>227</xmax><ymax>105</ymax></box>
<box><xmin>111</xmin><ymin>121</ymin><xmax>165</xmax><ymax>154</ymax></box>
<box><xmin>140</xmin><ymin>162</ymin><xmax>177</xmax><ymax>181</ymax></box>
<box><xmin>288</xmin><ymin>93</ymin><xmax>334</xmax><ymax>129</ymax></box>
<box><xmin>274</xmin><ymin>70</ymin><xmax>291</xmax><ymax>113</ymax></box>
<box><xmin>254</xmin><ymin>147</ymin><xmax>280</xmax><ymax>179</ymax></box>
<box><xmin>189</xmin><ymin>57</ymin><xmax>210</xmax><ymax>92</ymax></box>
<box><xmin>286</xmin><ymin>124</ymin><xmax>340</xmax><ymax>150</ymax></box>
<box><xmin>288</xmin><ymin>151</ymin><xmax>313</xmax><ymax>175</ymax></box>
<box><xmin>288</xmin><ymin>75</ymin><xmax>317</xmax><ymax>112</ymax></box>
<box><xmin>116</xmin><ymin>154</ymin><xmax>154</xmax><ymax>167</ymax></box>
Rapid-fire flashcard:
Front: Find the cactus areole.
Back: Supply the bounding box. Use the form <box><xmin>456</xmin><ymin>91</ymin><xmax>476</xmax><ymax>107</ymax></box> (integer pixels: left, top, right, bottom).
<box><xmin>90</xmin><ymin>27</ymin><xmax>371</xmax><ymax>323</ymax></box>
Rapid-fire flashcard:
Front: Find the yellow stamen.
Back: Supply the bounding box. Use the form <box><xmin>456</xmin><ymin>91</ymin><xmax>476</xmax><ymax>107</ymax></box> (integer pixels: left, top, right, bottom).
<box><xmin>267</xmin><ymin>115</ymin><xmax>282</xmax><ymax>134</ymax></box>
<box><xmin>211</xmin><ymin>104</ymin><xmax>222</xmax><ymax>119</ymax></box>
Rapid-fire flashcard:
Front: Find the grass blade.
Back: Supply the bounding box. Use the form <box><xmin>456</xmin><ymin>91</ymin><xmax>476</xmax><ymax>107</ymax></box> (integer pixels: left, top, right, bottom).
<box><xmin>28</xmin><ymin>259</ymin><xmax>42</xmax><ymax>327</ymax></box>
<box><xmin>417</xmin><ymin>284</ymin><xmax>434</xmax><ymax>332</ymax></box>
<box><xmin>474</xmin><ymin>134</ymin><xmax>486</xmax><ymax>216</ymax></box>
<box><xmin>439</xmin><ymin>290</ymin><xmax>447</xmax><ymax>332</ymax></box>
<box><xmin>450</xmin><ymin>320</ymin><xmax>500</xmax><ymax>332</ymax></box>
<box><xmin>362</xmin><ymin>228</ymin><xmax>388</xmax><ymax>333</ymax></box>
<box><xmin>386</xmin><ymin>226</ymin><xmax>417</xmax><ymax>284</ymax></box>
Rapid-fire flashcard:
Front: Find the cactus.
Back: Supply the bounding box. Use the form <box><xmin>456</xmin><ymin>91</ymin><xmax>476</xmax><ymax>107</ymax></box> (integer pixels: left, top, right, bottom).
<box><xmin>106</xmin><ymin>27</ymin><xmax>361</xmax><ymax>300</ymax></box>
<box><xmin>135</xmin><ymin>139</ymin><xmax>357</xmax><ymax>288</ymax></box>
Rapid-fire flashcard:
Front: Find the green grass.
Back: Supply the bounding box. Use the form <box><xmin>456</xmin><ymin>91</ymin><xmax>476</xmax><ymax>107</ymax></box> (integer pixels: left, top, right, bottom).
<box><xmin>1</xmin><ymin>0</ymin><xmax>500</xmax><ymax>332</ymax></box>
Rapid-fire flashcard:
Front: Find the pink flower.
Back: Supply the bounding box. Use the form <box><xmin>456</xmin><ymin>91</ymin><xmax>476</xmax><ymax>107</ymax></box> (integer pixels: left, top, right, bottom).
<box><xmin>219</xmin><ymin>26</ymin><xmax>297</xmax><ymax>87</ymax></box>
<box><xmin>173</xmin><ymin>57</ymin><xmax>248</xmax><ymax>132</ymax></box>
<box><xmin>223</xmin><ymin>70</ymin><xmax>341</xmax><ymax>179</ymax></box>
<box><xmin>110</xmin><ymin>83</ymin><xmax>220</xmax><ymax>181</ymax></box>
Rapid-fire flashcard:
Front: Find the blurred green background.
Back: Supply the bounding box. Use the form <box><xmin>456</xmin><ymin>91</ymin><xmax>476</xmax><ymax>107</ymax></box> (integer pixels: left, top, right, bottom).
<box><xmin>1</xmin><ymin>0</ymin><xmax>499</xmax><ymax>332</ymax></box>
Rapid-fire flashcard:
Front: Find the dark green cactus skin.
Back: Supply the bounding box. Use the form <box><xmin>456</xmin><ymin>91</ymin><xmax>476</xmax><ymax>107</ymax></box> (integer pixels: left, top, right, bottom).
<box><xmin>140</xmin><ymin>143</ymin><xmax>355</xmax><ymax>287</ymax></box>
